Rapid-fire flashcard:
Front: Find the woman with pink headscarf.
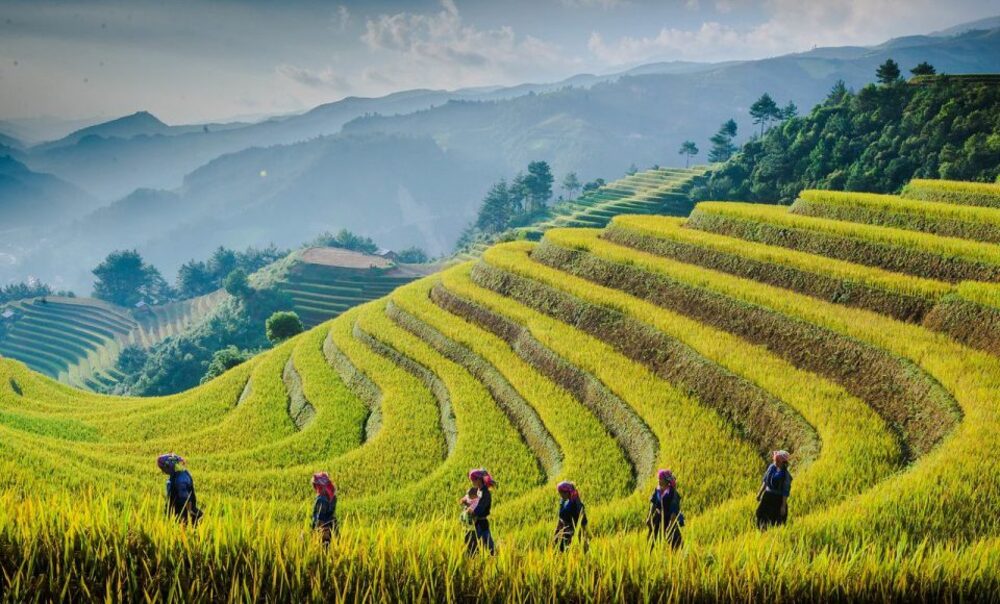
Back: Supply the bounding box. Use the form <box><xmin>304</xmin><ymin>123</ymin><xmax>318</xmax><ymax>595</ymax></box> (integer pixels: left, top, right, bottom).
<box><xmin>647</xmin><ymin>469</ymin><xmax>683</xmax><ymax>549</ymax></box>
<box><xmin>311</xmin><ymin>472</ymin><xmax>338</xmax><ymax>547</ymax></box>
<box><xmin>466</xmin><ymin>468</ymin><xmax>497</xmax><ymax>555</ymax></box>
<box><xmin>756</xmin><ymin>450</ymin><xmax>793</xmax><ymax>530</ymax></box>
<box><xmin>554</xmin><ymin>481</ymin><xmax>588</xmax><ymax>552</ymax></box>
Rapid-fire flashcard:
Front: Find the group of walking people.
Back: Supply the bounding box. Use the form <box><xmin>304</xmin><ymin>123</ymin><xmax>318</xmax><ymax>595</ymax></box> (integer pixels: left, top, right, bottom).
<box><xmin>156</xmin><ymin>449</ymin><xmax>793</xmax><ymax>552</ymax></box>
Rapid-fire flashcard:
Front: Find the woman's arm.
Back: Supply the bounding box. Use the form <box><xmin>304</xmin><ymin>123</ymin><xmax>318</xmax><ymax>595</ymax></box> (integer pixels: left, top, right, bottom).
<box><xmin>312</xmin><ymin>498</ymin><xmax>322</xmax><ymax>528</ymax></box>
<box><xmin>471</xmin><ymin>490</ymin><xmax>489</xmax><ymax>518</ymax></box>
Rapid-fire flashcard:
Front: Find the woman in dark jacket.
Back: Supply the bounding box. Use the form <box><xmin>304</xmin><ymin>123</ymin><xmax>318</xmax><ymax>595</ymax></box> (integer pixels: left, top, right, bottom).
<box><xmin>311</xmin><ymin>472</ymin><xmax>338</xmax><ymax>547</ymax></box>
<box><xmin>647</xmin><ymin>469</ymin><xmax>682</xmax><ymax>549</ymax></box>
<box><xmin>466</xmin><ymin>468</ymin><xmax>496</xmax><ymax>555</ymax></box>
<box><xmin>554</xmin><ymin>481</ymin><xmax>587</xmax><ymax>552</ymax></box>
<box><xmin>157</xmin><ymin>453</ymin><xmax>202</xmax><ymax>525</ymax></box>
<box><xmin>756</xmin><ymin>450</ymin><xmax>792</xmax><ymax>530</ymax></box>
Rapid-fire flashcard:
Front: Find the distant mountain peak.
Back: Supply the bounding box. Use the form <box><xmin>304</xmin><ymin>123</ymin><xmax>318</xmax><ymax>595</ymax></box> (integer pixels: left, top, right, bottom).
<box><xmin>101</xmin><ymin>110</ymin><xmax>167</xmax><ymax>129</ymax></box>
<box><xmin>35</xmin><ymin>110</ymin><xmax>171</xmax><ymax>150</ymax></box>
<box><xmin>930</xmin><ymin>15</ymin><xmax>1000</xmax><ymax>37</ymax></box>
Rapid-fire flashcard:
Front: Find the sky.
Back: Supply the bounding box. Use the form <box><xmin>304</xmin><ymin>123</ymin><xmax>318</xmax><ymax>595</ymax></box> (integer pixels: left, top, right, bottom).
<box><xmin>1</xmin><ymin>0</ymin><xmax>998</xmax><ymax>124</ymax></box>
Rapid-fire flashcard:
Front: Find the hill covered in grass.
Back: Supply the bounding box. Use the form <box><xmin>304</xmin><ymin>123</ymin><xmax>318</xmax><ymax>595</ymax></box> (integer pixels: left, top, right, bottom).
<box><xmin>0</xmin><ymin>291</ymin><xmax>225</xmax><ymax>391</ymax></box>
<box><xmin>1</xmin><ymin>177</ymin><xmax>998</xmax><ymax>600</ymax></box>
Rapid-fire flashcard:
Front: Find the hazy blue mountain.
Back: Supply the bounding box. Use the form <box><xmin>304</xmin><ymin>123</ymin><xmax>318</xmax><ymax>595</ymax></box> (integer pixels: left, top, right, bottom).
<box><xmin>0</xmin><ymin>132</ymin><xmax>23</xmax><ymax>150</ymax></box>
<box><xmin>0</xmin><ymin>155</ymin><xmax>97</xmax><ymax>231</ymax></box>
<box><xmin>16</xmin><ymin>65</ymin><xmax>720</xmax><ymax>201</ymax></box>
<box><xmin>12</xmin><ymin>133</ymin><xmax>491</xmax><ymax>290</ymax></box>
<box><xmin>4</xmin><ymin>22</ymin><xmax>999</xmax><ymax>292</ymax></box>
<box><xmin>33</xmin><ymin>111</ymin><xmax>173</xmax><ymax>151</ymax></box>
<box><xmin>931</xmin><ymin>16</ymin><xmax>1000</xmax><ymax>36</ymax></box>
<box><xmin>0</xmin><ymin>116</ymin><xmax>108</xmax><ymax>146</ymax></box>
<box><xmin>341</xmin><ymin>27</ymin><xmax>1000</xmax><ymax>184</ymax></box>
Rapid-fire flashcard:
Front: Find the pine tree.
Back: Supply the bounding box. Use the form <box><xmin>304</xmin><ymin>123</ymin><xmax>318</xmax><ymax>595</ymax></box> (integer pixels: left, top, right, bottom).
<box><xmin>475</xmin><ymin>180</ymin><xmax>514</xmax><ymax>234</ymax></box>
<box><xmin>750</xmin><ymin>93</ymin><xmax>781</xmax><ymax>136</ymax></box>
<box><xmin>708</xmin><ymin>119</ymin><xmax>738</xmax><ymax>163</ymax></box>
<box><xmin>876</xmin><ymin>59</ymin><xmax>902</xmax><ymax>85</ymax></box>
<box><xmin>678</xmin><ymin>141</ymin><xmax>699</xmax><ymax>168</ymax></box>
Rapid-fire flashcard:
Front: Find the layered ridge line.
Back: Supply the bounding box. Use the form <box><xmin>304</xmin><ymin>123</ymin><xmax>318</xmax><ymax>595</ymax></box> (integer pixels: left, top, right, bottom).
<box><xmin>437</xmin><ymin>264</ymin><xmax>761</xmax><ymax>529</ymax></box>
<box><xmin>687</xmin><ymin>201</ymin><xmax>1000</xmax><ymax>283</ymax></box>
<box><xmin>605</xmin><ymin>215</ymin><xmax>951</xmax><ymax>322</ymax></box>
<box><xmin>791</xmin><ymin>189</ymin><xmax>1000</xmax><ymax>244</ymax></box>
<box><xmin>428</xmin><ymin>282</ymin><xmax>658</xmax><ymax>483</ymax></box>
<box><xmin>385</xmin><ymin>298</ymin><xmax>562</xmax><ymax>482</ymax></box>
<box><xmin>902</xmin><ymin>179</ymin><xmax>1000</xmax><ymax>209</ymax></box>
<box><xmin>472</xmin><ymin>243</ymin><xmax>907</xmax><ymax>540</ymax></box>
<box><xmin>537</xmin><ymin>228</ymin><xmax>959</xmax><ymax>460</ymax></box>
<box><xmin>470</xmin><ymin>257</ymin><xmax>821</xmax><ymax>466</ymax></box>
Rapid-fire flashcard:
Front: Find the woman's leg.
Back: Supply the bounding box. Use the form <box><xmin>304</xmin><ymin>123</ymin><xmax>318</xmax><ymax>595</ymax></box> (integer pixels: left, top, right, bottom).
<box><xmin>756</xmin><ymin>492</ymin><xmax>780</xmax><ymax>530</ymax></box>
<box><xmin>477</xmin><ymin>521</ymin><xmax>496</xmax><ymax>556</ymax></box>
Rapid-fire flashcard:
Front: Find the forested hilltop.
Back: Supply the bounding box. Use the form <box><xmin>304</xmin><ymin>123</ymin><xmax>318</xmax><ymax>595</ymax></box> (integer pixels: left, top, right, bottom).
<box><xmin>695</xmin><ymin>73</ymin><xmax>1000</xmax><ymax>204</ymax></box>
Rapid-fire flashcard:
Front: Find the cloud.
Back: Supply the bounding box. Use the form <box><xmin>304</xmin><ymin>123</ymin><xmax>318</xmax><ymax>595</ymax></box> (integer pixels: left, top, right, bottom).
<box><xmin>360</xmin><ymin>0</ymin><xmax>576</xmax><ymax>89</ymax></box>
<box><xmin>587</xmin><ymin>0</ymin><xmax>987</xmax><ymax>65</ymax></box>
<box><xmin>276</xmin><ymin>64</ymin><xmax>350</xmax><ymax>91</ymax></box>
<box><xmin>331</xmin><ymin>5</ymin><xmax>351</xmax><ymax>33</ymax></box>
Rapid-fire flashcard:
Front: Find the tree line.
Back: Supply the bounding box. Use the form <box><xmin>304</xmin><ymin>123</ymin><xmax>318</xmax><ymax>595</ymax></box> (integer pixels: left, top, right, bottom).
<box><xmin>691</xmin><ymin>59</ymin><xmax>999</xmax><ymax>203</ymax></box>
<box><xmin>460</xmin><ymin>160</ymin><xmax>610</xmax><ymax>250</ymax></box>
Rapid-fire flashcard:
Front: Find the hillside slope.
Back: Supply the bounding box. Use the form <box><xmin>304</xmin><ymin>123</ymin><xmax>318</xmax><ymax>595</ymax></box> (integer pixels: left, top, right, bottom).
<box><xmin>0</xmin><ymin>291</ymin><xmax>225</xmax><ymax>391</ymax></box>
<box><xmin>1</xmin><ymin>177</ymin><xmax>998</xmax><ymax>600</ymax></box>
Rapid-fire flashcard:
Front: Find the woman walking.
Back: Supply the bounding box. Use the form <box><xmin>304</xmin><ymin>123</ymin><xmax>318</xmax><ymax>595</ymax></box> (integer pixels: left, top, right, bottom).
<box><xmin>756</xmin><ymin>450</ymin><xmax>793</xmax><ymax>530</ymax></box>
<box><xmin>647</xmin><ymin>469</ymin><xmax>682</xmax><ymax>549</ymax></box>
<box><xmin>554</xmin><ymin>481</ymin><xmax>588</xmax><ymax>552</ymax></box>
<box><xmin>466</xmin><ymin>468</ymin><xmax>496</xmax><ymax>556</ymax></box>
<box><xmin>157</xmin><ymin>453</ymin><xmax>202</xmax><ymax>525</ymax></box>
<box><xmin>311</xmin><ymin>472</ymin><xmax>338</xmax><ymax>547</ymax></box>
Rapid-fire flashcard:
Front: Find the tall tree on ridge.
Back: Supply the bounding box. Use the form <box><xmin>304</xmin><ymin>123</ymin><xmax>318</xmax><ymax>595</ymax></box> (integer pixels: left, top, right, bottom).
<box><xmin>679</xmin><ymin>140</ymin><xmax>699</xmax><ymax>168</ymax></box>
<box><xmin>750</xmin><ymin>93</ymin><xmax>781</xmax><ymax>136</ymax></box>
<box><xmin>708</xmin><ymin>119</ymin><xmax>739</xmax><ymax>163</ymax></box>
<box><xmin>523</xmin><ymin>161</ymin><xmax>554</xmax><ymax>213</ymax></box>
<box><xmin>562</xmin><ymin>172</ymin><xmax>581</xmax><ymax>200</ymax></box>
<box><xmin>877</xmin><ymin>58</ymin><xmax>902</xmax><ymax>85</ymax></box>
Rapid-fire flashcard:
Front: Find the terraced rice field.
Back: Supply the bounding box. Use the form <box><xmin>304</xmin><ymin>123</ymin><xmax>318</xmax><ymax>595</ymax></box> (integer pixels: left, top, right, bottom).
<box><xmin>2</xmin><ymin>178</ymin><xmax>1000</xmax><ymax>601</ymax></box>
<box><xmin>279</xmin><ymin>247</ymin><xmax>438</xmax><ymax>328</ymax></box>
<box><xmin>521</xmin><ymin>166</ymin><xmax>709</xmax><ymax>238</ymax></box>
<box><xmin>0</xmin><ymin>291</ymin><xmax>225</xmax><ymax>391</ymax></box>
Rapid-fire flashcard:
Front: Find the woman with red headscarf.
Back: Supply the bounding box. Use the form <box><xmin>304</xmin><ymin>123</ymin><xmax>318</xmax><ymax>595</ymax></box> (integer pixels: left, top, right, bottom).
<box><xmin>756</xmin><ymin>450</ymin><xmax>792</xmax><ymax>530</ymax></box>
<box><xmin>466</xmin><ymin>468</ymin><xmax>496</xmax><ymax>555</ymax></box>
<box><xmin>554</xmin><ymin>481</ymin><xmax>588</xmax><ymax>552</ymax></box>
<box><xmin>311</xmin><ymin>472</ymin><xmax>338</xmax><ymax>547</ymax></box>
<box><xmin>647</xmin><ymin>469</ymin><xmax>683</xmax><ymax>550</ymax></box>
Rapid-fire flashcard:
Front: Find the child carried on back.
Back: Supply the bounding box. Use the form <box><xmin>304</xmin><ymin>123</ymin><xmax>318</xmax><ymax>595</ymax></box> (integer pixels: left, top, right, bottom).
<box><xmin>459</xmin><ymin>486</ymin><xmax>480</xmax><ymax>525</ymax></box>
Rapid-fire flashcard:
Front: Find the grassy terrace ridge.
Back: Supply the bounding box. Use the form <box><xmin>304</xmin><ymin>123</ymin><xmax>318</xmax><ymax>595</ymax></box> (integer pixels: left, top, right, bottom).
<box><xmin>606</xmin><ymin>214</ymin><xmax>952</xmax><ymax>322</ymax></box>
<box><xmin>511</xmin><ymin>165</ymin><xmax>709</xmax><ymax>242</ymax></box>
<box><xmin>279</xmin><ymin>247</ymin><xmax>438</xmax><ymax>328</ymax></box>
<box><xmin>688</xmin><ymin>201</ymin><xmax>1000</xmax><ymax>282</ymax></box>
<box><xmin>902</xmin><ymin>179</ymin><xmax>1000</xmax><ymax>209</ymax></box>
<box><xmin>0</xmin><ymin>291</ymin><xmax>225</xmax><ymax>390</ymax></box>
<box><xmin>3</xmin><ymin>176</ymin><xmax>1000</xmax><ymax>600</ymax></box>
<box><xmin>792</xmin><ymin>189</ymin><xmax>1000</xmax><ymax>244</ymax></box>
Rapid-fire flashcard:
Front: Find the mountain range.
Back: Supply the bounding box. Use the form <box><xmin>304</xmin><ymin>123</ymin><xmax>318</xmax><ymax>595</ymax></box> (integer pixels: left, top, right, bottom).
<box><xmin>1</xmin><ymin>18</ymin><xmax>999</xmax><ymax>292</ymax></box>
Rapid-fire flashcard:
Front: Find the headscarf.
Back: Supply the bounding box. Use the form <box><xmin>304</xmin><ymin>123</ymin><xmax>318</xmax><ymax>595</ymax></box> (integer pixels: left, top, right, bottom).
<box><xmin>468</xmin><ymin>468</ymin><xmax>496</xmax><ymax>489</ymax></box>
<box><xmin>657</xmin><ymin>468</ymin><xmax>676</xmax><ymax>489</ymax></box>
<box><xmin>773</xmin><ymin>450</ymin><xmax>790</xmax><ymax>465</ymax></box>
<box><xmin>556</xmin><ymin>480</ymin><xmax>580</xmax><ymax>501</ymax></box>
<box><xmin>312</xmin><ymin>472</ymin><xmax>336</xmax><ymax>501</ymax></box>
<box><xmin>156</xmin><ymin>453</ymin><xmax>185</xmax><ymax>475</ymax></box>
